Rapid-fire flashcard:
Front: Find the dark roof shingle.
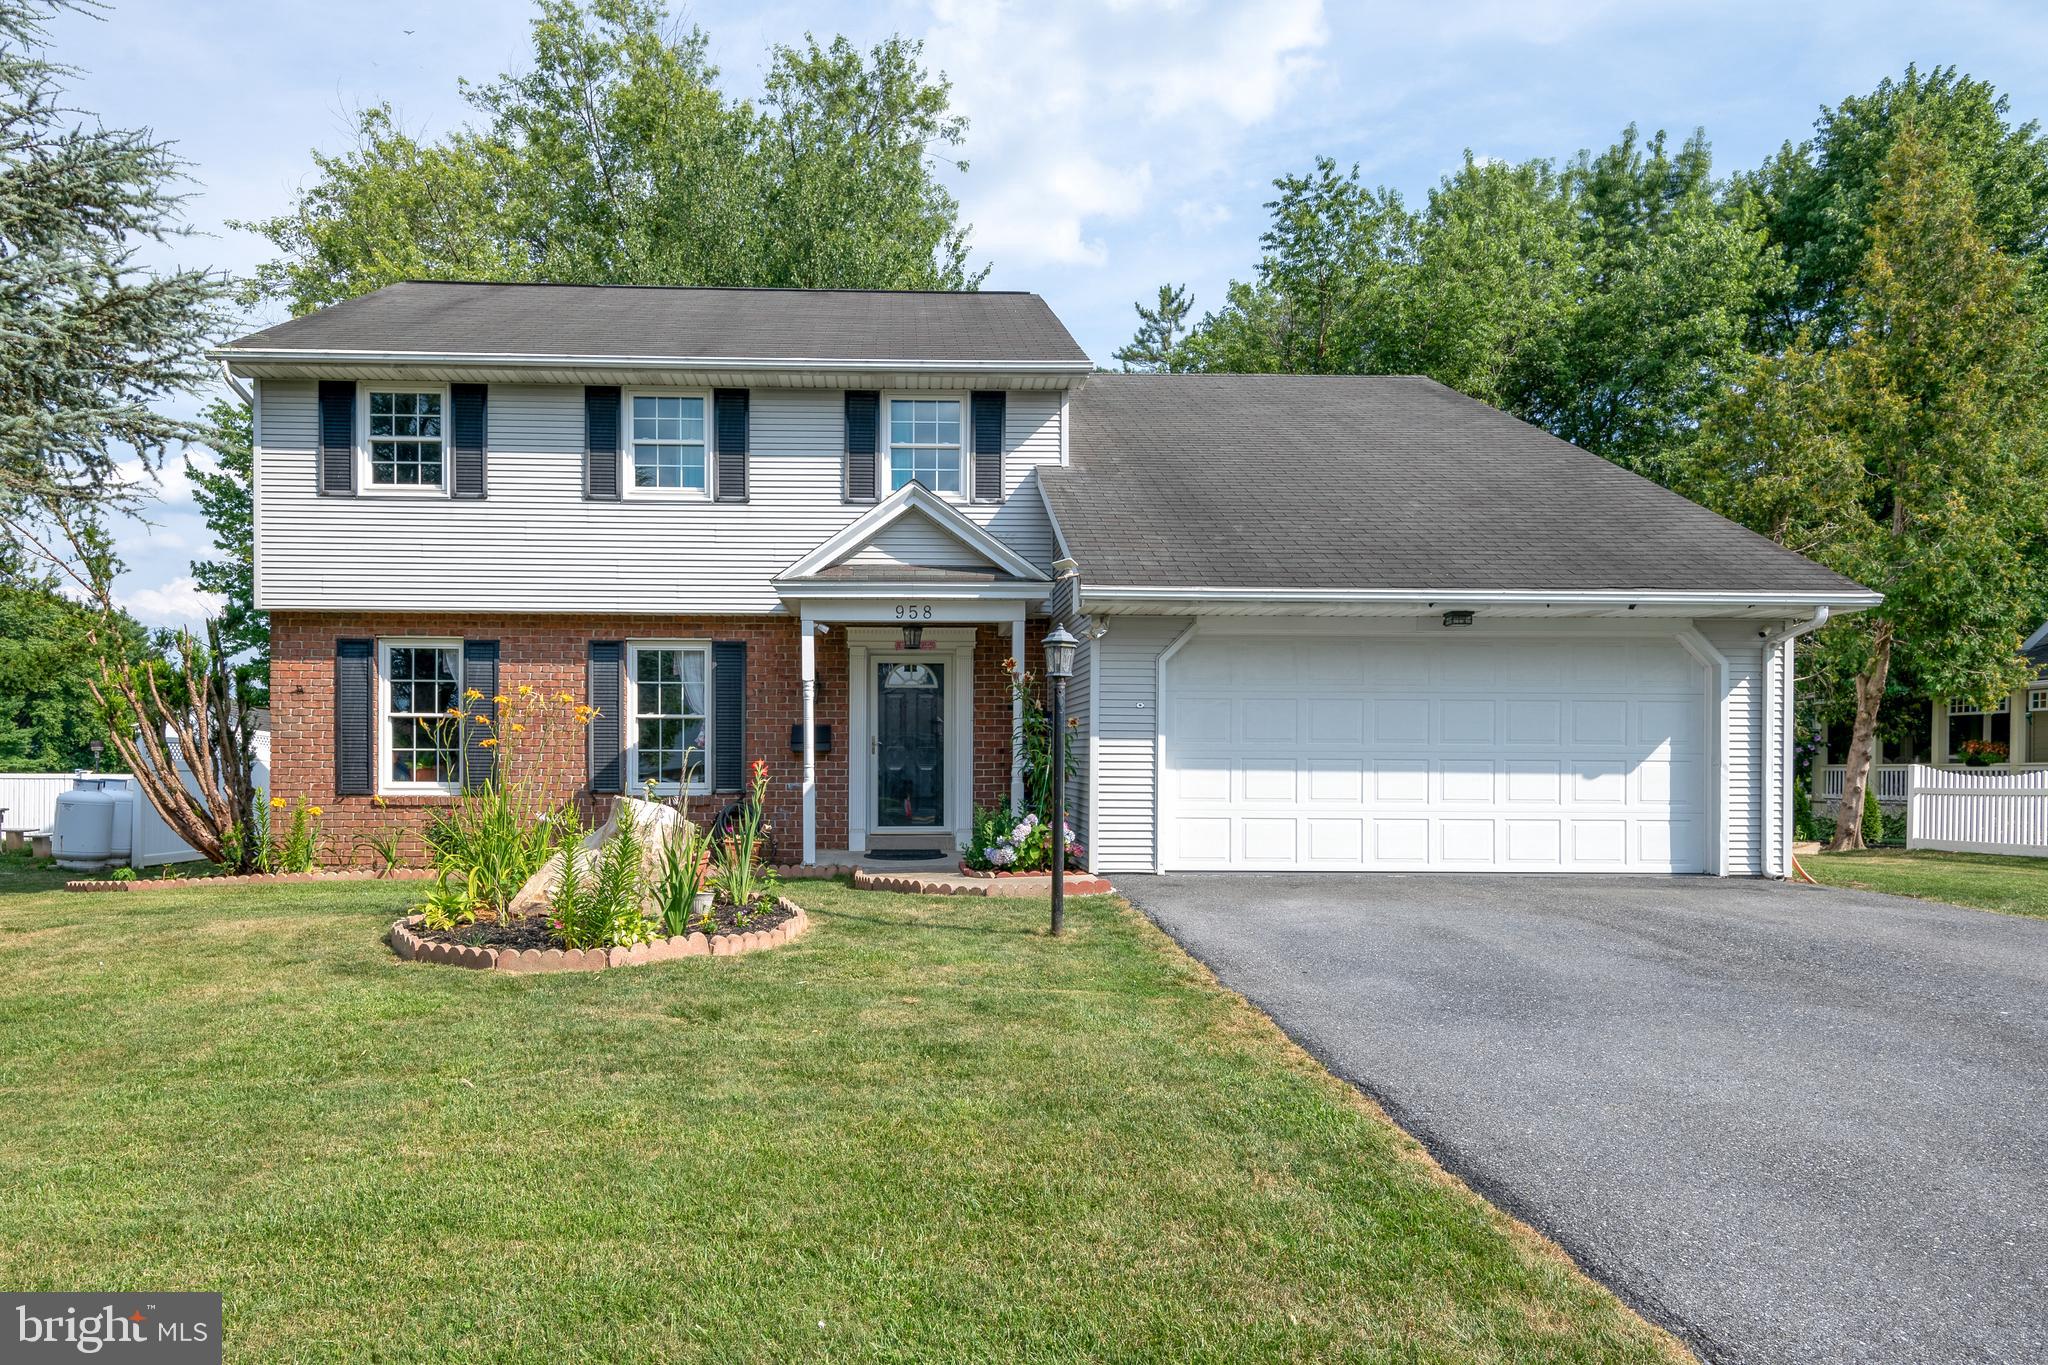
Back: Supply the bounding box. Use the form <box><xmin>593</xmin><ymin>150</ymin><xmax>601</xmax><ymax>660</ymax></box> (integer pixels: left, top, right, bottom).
<box><xmin>222</xmin><ymin>281</ymin><xmax>1090</xmax><ymax>367</ymax></box>
<box><xmin>1042</xmin><ymin>374</ymin><xmax>1869</xmax><ymax>598</ymax></box>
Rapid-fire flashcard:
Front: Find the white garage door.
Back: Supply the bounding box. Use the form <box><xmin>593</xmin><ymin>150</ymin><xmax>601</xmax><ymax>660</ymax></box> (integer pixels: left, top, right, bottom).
<box><xmin>1163</xmin><ymin>633</ymin><xmax>1708</xmax><ymax>872</ymax></box>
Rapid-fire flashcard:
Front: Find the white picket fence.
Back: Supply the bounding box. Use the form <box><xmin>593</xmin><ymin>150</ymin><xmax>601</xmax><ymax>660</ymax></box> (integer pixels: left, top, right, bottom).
<box><xmin>1905</xmin><ymin>763</ymin><xmax>2048</xmax><ymax>856</ymax></box>
<box><xmin>0</xmin><ymin>773</ymin><xmax>123</xmax><ymax>833</ymax></box>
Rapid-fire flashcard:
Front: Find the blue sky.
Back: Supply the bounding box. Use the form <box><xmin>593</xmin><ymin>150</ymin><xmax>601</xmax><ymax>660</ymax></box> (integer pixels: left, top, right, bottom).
<box><xmin>50</xmin><ymin>0</ymin><xmax>2048</xmax><ymax>628</ymax></box>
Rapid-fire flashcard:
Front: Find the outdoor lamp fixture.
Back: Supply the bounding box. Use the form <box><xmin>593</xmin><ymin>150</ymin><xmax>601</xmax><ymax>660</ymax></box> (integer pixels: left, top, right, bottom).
<box><xmin>1042</xmin><ymin>624</ymin><xmax>1079</xmax><ymax>936</ymax></box>
<box><xmin>1442</xmin><ymin>609</ymin><xmax>1476</xmax><ymax>628</ymax></box>
<box><xmin>88</xmin><ymin>739</ymin><xmax>103</xmax><ymax>768</ymax></box>
<box><xmin>900</xmin><ymin>624</ymin><xmax>923</xmax><ymax>650</ymax></box>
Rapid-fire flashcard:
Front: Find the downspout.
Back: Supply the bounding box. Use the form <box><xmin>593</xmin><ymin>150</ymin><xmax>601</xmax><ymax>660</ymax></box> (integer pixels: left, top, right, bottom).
<box><xmin>218</xmin><ymin>360</ymin><xmax>252</xmax><ymax>404</ymax></box>
<box><xmin>1759</xmin><ymin>608</ymin><xmax>1831</xmax><ymax>878</ymax></box>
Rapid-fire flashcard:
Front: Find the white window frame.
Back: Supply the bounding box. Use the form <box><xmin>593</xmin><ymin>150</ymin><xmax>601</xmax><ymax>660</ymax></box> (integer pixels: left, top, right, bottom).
<box><xmin>377</xmin><ymin>637</ymin><xmax>464</xmax><ymax>796</ymax></box>
<box><xmin>2029</xmin><ymin>689</ymin><xmax>2048</xmax><ymax>713</ymax></box>
<box><xmin>624</xmin><ymin>389</ymin><xmax>713</xmax><ymax>500</ymax></box>
<box><xmin>625</xmin><ymin>640</ymin><xmax>714</xmax><ymax>796</ymax></box>
<box><xmin>357</xmin><ymin>382</ymin><xmax>451</xmax><ymax>497</ymax></box>
<box><xmin>883</xmin><ymin>392</ymin><xmax>969</xmax><ymax>501</ymax></box>
<box><xmin>1949</xmin><ymin>697</ymin><xmax>2010</xmax><ymax>716</ymax></box>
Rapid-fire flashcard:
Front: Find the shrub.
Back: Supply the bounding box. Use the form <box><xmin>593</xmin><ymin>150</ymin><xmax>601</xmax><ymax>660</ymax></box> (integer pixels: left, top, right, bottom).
<box><xmin>419</xmin><ymin>865</ymin><xmax>483</xmax><ymax>932</ymax></box>
<box><xmin>222</xmin><ymin>790</ymin><xmax>323</xmax><ymax>875</ymax></box>
<box><xmin>1793</xmin><ymin>779</ymin><xmax>1819</xmax><ymax>842</ymax></box>
<box><xmin>962</xmin><ymin>805</ymin><xmax>1081</xmax><ymax>872</ymax></box>
<box><xmin>551</xmin><ymin>802</ymin><xmax>656</xmax><ymax>950</ymax></box>
<box><xmin>110</xmin><ymin>865</ymin><xmax>136</xmax><ymax>882</ymax></box>
<box><xmin>1862</xmin><ymin>787</ymin><xmax>1883</xmax><ymax>847</ymax></box>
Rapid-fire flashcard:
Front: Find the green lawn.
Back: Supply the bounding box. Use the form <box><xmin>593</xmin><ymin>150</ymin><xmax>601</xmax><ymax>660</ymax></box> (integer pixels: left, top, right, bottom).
<box><xmin>1803</xmin><ymin>847</ymin><xmax>2048</xmax><ymax>919</ymax></box>
<box><xmin>0</xmin><ymin>854</ymin><xmax>1678</xmax><ymax>1363</ymax></box>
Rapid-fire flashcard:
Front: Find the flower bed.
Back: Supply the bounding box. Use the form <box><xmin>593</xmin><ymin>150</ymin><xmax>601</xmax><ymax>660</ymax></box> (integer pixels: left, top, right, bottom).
<box><xmin>391</xmin><ymin>896</ymin><xmax>811</xmax><ymax>972</ymax></box>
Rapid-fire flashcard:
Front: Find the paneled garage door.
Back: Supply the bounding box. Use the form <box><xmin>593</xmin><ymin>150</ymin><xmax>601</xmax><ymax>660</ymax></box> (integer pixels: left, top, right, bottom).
<box><xmin>1163</xmin><ymin>633</ymin><xmax>1708</xmax><ymax>872</ymax></box>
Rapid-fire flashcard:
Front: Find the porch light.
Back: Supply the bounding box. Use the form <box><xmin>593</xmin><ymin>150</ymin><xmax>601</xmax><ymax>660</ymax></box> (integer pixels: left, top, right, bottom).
<box><xmin>1042</xmin><ymin>624</ymin><xmax>1078</xmax><ymax>680</ymax></box>
<box><xmin>900</xmin><ymin>624</ymin><xmax>923</xmax><ymax>650</ymax></box>
<box><xmin>1442</xmin><ymin>610</ymin><xmax>1476</xmax><ymax>628</ymax></box>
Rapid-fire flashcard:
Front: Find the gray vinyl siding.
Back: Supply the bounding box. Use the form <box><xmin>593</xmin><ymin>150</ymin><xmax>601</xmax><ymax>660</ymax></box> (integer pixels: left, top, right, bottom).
<box><xmin>253</xmin><ymin>380</ymin><xmax>1062</xmax><ymax>612</ymax></box>
<box><xmin>1090</xmin><ymin>617</ymin><xmax>1188</xmax><ymax>872</ymax></box>
<box><xmin>1698</xmin><ymin>619</ymin><xmax>1767</xmax><ymax>875</ymax></box>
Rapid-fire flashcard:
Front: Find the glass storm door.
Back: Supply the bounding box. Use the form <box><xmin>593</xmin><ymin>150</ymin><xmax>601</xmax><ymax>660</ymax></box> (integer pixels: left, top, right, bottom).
<box><xmin>876</xmin><ymin>661</ymin><xmax>945</xmax><ymax>828</ymax></box>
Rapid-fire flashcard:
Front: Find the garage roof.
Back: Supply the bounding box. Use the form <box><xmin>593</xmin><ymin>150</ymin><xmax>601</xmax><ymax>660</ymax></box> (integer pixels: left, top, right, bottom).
<box><xmin>219</xmin><ymin>281</ymin><xmax>1091</xmax><ymax>369</ymax></box>
<box><xmin>1042</xmin><ymin>374</ymin><xmax>1872</xmax><ymax>600</ymax></box>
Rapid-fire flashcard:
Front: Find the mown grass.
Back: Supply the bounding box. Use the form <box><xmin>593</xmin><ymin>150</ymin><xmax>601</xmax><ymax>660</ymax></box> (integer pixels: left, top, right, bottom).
<box><xmin>1802</xmin><ymin>846</ymin><xmax>2048</xmax><ymax>919</ymax></box>
<box><xmin>0</xmin><ymin>854</ymin><xmax>1679</xmax><ymax>1362</ymax></box>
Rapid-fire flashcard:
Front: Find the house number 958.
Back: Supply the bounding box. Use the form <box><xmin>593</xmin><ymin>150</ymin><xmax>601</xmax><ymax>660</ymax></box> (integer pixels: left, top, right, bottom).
<box><xmin>894</xmin><ymin>604</ymin><xmax>934</xmax><ymax>620</ymax></box>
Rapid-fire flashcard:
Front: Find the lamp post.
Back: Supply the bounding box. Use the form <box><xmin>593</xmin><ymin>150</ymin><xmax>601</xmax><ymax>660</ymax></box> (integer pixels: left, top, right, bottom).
<box><xmin>1042</xmin><ymin>624</ymin><xmax>1077</xmax><ymax>936</ymax></box>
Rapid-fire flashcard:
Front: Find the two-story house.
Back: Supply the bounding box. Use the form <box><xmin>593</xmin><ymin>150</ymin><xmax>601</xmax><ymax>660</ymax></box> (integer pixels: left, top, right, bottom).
<box><xmin>215</xmin><ymin>281</ymin><xmax>1877</xmax><ymax>877</ymax></box>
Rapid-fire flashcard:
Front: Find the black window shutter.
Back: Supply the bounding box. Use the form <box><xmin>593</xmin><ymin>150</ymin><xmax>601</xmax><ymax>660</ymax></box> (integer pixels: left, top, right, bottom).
<box><xmin>714</xmin><ymin>388</ymin><xmax>749</xmax><ymax>503</ymax></box>
<box><xmin>462</xmin><ymin>640</ymin><xmax>499</xmax><ymax>789</ymax></box>
<box><xmin>584</xmin><ymin>386</ymin><xmax>621</xmax><ymax>500</ymax></box>
<box><xmin>588</xmin><ymin>641</ymin><xmax>625</xmax><ymax>792</ymax></box>
<box><xmin>844</xmin><ymin>390</ymin><xmax>879</xmax><ymax>502</ymax></box>
<box><xmin>451</xmin><ymin>383</ymin><xmax>488</xmax><ymax>499</ymax></box>
<box><xmin>971</xmin><ymin>391</ymin><xmax>1006</xmax><ymax>503</ymax></box>
<box><xmin>712</xmin><ymin>641</ymin><xmax>746</xmax><ymax>793</ymax></box>
<box><xmin>334</xmin><ymin>638</ymin><xmax>374</xmax><ymax>795</ymax></box>
<box><xmin>318</xmin><ymin>381</ymin><xmax>356</xmax><ymax>496</ymax></box>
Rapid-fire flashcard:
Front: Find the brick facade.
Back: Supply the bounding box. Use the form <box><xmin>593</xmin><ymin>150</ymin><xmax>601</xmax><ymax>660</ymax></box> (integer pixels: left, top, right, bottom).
<box><xmin>270</xmin><ymin>612</ymin><xmax>1033</xmax><ymax>867</ymax></box>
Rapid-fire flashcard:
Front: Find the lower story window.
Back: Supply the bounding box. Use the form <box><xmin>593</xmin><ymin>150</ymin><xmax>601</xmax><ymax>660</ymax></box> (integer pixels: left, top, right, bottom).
<box><xmin>1946</xmin><ymin>699</ymin><xmax>2011</xmax><ymax>763</ymax></box>
<box><xmin>383</xmin><ymin>641</ymin><xmax>462</xmax><ymax>789</ymax></box>
<box><xmin>631</xmin><ymin>643</ymin><xmax>709</xmax><ymax>791</ymax></box>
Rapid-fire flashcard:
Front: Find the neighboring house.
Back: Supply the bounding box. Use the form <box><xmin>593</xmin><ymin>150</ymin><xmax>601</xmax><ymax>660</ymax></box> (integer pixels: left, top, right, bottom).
<box><xmin>1812</xmin><ymin>620</ymin><xmax>2048</xmax><ymax>808</ymax></box>
<box><xmin>214</xmin><ymin>281</ymin><xmax>1877</xmax><ymax>877</ymax></box>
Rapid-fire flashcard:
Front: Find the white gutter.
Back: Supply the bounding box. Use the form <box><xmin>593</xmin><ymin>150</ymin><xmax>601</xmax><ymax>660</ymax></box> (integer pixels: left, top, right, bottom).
<box><xmin>1084</xmin><ymin>585</ymin><xmax>1883</xmax><ymax>610</ymax></box>
<box><xmin>1760</xmin><ymin>607</ymin><xmax>1833</xmax><ymax>877</ymax></box>
<box><xmin>211</xmin><ymin>346</ymin><xmax>1093</xmax><ymax>377</ymax></box>
<box><xmin>771</xmin><ymin>581</ymin><xmax>1048</xmax><ymax>601</ymax></box>
<box><xmin>217</xmin><ymin>359</ymin><xmax>252</xmax><ymax>403</ymax></box>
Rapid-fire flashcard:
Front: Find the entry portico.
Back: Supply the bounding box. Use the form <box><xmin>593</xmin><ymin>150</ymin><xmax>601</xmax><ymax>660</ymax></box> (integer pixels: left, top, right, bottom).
<box><xmin>775</xmin><ymin>483</ymin><xmax>1054</xmax><ymax>865</ymax></box>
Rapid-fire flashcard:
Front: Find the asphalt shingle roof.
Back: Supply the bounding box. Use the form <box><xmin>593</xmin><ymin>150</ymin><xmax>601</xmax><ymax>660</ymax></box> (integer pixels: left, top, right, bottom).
<box><xmin>223</xmin><ymin>281</ymin><xmax>1090</xmax><ymax>367</ymax></box>
<box><xmin>1042</xmin><ymin>373</ymin><xmax>1869</xmax><ymax>597</ymax></box>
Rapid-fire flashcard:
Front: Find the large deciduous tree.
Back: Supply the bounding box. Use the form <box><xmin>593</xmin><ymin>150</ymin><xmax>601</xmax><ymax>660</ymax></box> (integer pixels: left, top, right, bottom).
<box><xmin>1695</xmin><ymin>127</ymin><xmax>2047</xmax><ymax>848</ymax></box>
<box><xmin>0</xmin><ymin>0</ymin><xmax>231</xmax><ymax>568</ymax></box>
<box><xmin>239</xmin><ymin>0</ymin><xmax>981</xmax><ymax>312</ymax></box>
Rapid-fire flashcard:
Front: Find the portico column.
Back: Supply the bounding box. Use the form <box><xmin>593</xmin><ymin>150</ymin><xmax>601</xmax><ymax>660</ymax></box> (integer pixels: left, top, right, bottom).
<box><xmin>801</xmin><ymin>614</ymin><xmax>818</xmax><ymax>865</ymax></box>
<box><xmin>1011</xmin><ymin>612</ymin><xmax>1026</xmax><ymax>812</ymax></box>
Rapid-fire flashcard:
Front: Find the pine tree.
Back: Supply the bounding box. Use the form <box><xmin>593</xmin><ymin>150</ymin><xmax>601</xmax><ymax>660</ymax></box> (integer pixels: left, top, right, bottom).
<box><xmin>1113</xmin><ymin>284</ymin><xmax>1194</xmax><ymax>371</ymax></box>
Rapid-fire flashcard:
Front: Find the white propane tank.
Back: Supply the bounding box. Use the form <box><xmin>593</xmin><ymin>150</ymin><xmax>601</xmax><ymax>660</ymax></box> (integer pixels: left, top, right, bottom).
<box><xmin>52</xmin><ymin>775</ymin><xmax>134</xmax><ymax>870</ymax></box>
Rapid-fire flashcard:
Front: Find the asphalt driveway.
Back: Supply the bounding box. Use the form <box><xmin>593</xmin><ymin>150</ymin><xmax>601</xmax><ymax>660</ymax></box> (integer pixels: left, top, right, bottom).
<box><xmin>1120</xmin><ymin>874</ymin><xmax>2048</xmax><ymax>1365</ymax></box>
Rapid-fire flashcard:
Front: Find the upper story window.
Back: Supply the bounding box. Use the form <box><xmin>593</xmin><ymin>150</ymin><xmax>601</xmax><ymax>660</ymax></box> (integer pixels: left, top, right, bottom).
<box><xmin>630</xmin><ymin>642</ymin><xmax>710</xmax><ymax>792</ymax></box>
<box><xmin>366</xmin><ymin>388</ymin><xmax>446</xmax><ymax>489</ymax></box>
<box><xmin>888</xmin><ymin>397</ymin><xmax>962</xmax><ymax>495</ymax></box>
<box><xmin>381</xmin><ymin>639</ymin><xmax>461</xmax><ymax>792</ymax></box>
<box><xmin>630</xmin><ymin>393</ymin><xmax>708</xmax><ymax>494</ymax></box>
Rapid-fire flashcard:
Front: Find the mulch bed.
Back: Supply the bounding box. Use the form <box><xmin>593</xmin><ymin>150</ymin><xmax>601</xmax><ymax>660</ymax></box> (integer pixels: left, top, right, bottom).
<box><xmin>413</xmin><ymin>896</ymin><xmax>796</xmax><ymax>950</ymax></box>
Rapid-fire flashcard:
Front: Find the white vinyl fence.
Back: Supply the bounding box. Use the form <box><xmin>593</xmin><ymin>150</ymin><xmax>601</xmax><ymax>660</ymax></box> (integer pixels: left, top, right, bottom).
<box><xmin>1905</xmin><ymin>764</ymin><xmax>2048</xmax><ymax>856</ymax></box>
<box><xmin>0</xmin><ymin>773</ymin><xmax>123</xmax><ymax>833</ymax></box>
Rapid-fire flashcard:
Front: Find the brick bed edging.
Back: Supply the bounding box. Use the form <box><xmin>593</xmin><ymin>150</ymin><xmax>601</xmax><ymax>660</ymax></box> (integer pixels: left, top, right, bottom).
<box><xmin>849</xmin><ymin>869</ymin><xmax>1113</xmax><ymax>898</ymax></box>
<box><xmin>68</xmin><ymin>869</ymin><xmax>437</xmax><ymax>893</ymax></box>
<box><xmin>389</xmin><ymin>896</ymin><xmax>812</xmax><ymax>973</ymax></box>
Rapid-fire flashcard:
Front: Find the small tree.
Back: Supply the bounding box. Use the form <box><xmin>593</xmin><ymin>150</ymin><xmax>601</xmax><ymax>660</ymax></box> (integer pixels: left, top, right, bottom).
<box><xmin>1114</xmin><ymin>284</ymin><xmax>1193</xmax><ymax>371</ymax></box>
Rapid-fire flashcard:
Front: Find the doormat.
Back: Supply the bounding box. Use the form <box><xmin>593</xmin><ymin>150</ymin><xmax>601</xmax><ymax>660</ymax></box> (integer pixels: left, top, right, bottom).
<box><xmin>864</xmin><ymin>848</ymin><xmax>946</xmax><ymax>861</ymax></box>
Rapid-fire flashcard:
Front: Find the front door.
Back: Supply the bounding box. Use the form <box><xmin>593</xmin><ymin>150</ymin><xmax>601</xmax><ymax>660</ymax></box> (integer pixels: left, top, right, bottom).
<box><xmin>876</xmin><ymin>660</ymin><xmax>946</xmax><ymax>829</ymax></box>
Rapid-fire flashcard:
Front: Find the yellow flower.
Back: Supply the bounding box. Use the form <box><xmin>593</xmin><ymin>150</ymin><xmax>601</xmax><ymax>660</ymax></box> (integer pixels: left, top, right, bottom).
<box><xmin>493</xmin><ymin>694</ymin><xmax>509</xmax><ymax>706</ymax></box>
<box><xmin>308</xmin><ymin>806</ymin><xmax>323</xmax><ymax>817</ymax></box>
<box><xmin>371</xmin><ymin>795</ymin><xmax>388</xmax><ymax>809</ymax></box>
<box><xmin>556</xmin><ymin>691</ymin><xmax>573</xmax><ymax>704</ymax></box>
<box><xmin>479</xmin><ymin>738</ymin><xmax>499</xmax><ymax>749</ymax></box>
<box><xmin>517</xmin><ymin>684</ymin><xmax>533</xmax><ymax>697</ymax></box>
<box><xmin>465</xmin><ymin>688</ymin><xmax>482</xmax><ymax>701</ymax></box>
<box><xmin>510</xmin><ymin>723</ymin><xmax>525</xmax><ymax>733</ymax></box>
<box><xmin>445</xmin><ymin>707</ymin><xmax>462</xmax><ymax>717</ymax></box>
<box><xmin>472</xmin><ymin>713</ymin><xmax>490</xmax><ymax>724</ymax></box>
<box><xmin>269</xmin><ymin>797</ymin><xmax>286</xmax><ymax>809</ymax></box>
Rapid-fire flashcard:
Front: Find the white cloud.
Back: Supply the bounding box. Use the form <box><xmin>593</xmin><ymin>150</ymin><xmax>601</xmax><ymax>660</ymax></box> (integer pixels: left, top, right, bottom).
<box><xmin>923</xmin><ymin>0</ymin><xmax>1327</xmax><ymax>270</ymax></box>
<box><xmin>1175</xmin><ymin>199</ymin><xmax>1232</xmax><ymax>231</ymax></box>
<box><xmin>118</xmin><ymin>576</ymin><xmax>222</xmax><ymax>630</ymax></box>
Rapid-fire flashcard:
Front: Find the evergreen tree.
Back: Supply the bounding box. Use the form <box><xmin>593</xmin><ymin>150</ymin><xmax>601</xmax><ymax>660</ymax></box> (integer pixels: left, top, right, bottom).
<box><xmin>186</xmin><ymin>400</ymin><xmax>265</xmax><ymax>706</ymax></box>
<box><xmin>1113</xmin><ymin>284</ymin><xmax>1194</xmax><ymax>371</ymax></box>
